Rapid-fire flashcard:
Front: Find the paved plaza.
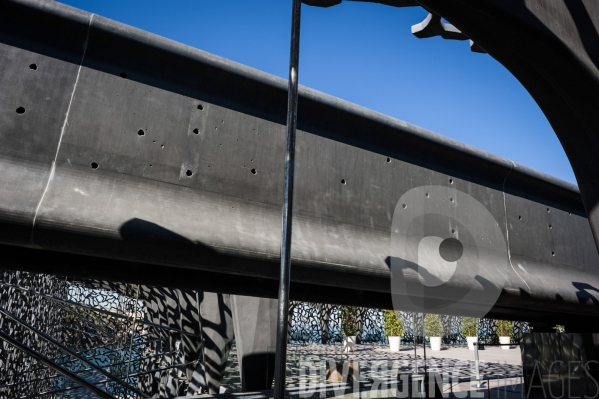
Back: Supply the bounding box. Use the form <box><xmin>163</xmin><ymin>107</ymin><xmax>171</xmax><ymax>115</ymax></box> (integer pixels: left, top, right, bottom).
<box><xmin>221</xmin><ymin>343</ymin><xmax>524</xmax><ymax>398</ymax></box>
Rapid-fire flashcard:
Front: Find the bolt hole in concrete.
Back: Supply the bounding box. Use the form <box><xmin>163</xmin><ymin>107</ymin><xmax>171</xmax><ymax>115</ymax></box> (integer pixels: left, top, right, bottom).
<box><xmin>387</xmin><ymin>157</ymin><xmax>391</xmax><ymax>163</ymax></box>
<box><xmin>449</xmin><ymin>178</ymin><xmax>454</xmax><ymax>184</ymax></box>
<box><xmin>138</xmin><ymin>129</ymin><xmax>144</xmax><ymax>136</ymax></box>
<box><xmin>193</xmin><ymin>128</ymin><xmax>199</xmax><ymax>134</ymax></box>
<box><xmin>91</xmin><ymin>162</ymin><xmax>99</xmax><ymax>169</ymax></box>
<box><xmin>418</xmin><ymin>237</ymin><xmax>461</xmax><ymax>286</ymax></box>
<box><xmin>549</xmin><ymin>224</ymin><xmax>552</xmax><ymax>229</ymax></box>
<box><xmin>186</xmin><ymin>170</ymin><xmax>193</xmax><ymax>177</ymax></box>
<box><xmin>161</xmin><ymin>145</ymin><xmax>164</xmax><ymax>148</ymax></box>
<box><xmin>519</xmin><ymin>216</ymin><xmax>522</xmax><ymax>220</ymax></box>
<box><xmin>439</xmin><ymin>237</ymin><xmax>464</xmax><ymax>262</ymax></box>
<box><xmin>402</xmin><ymin>204</ymin><xmax>407</xmax><ymax>209</ymax></box>
<box><xmin>197</xmin><ymin>104</ymin><xmax>203</xmax><ymax>110</ymax></box>
<box><xmin>120</xmin><ymin>72</ymin><xmax>127</xmax><ymax>79</ymax></box>
<box><xmin>29</xmin><ymin>63</ymin><xmax>37</xmax><ymax>70</ymax></box>
<box><xmin>425</xmin><ymin>193</ymin><xmax>429</xmax><ymax>198</ymax></box>
<box><xmin>251</xmin><ymin>168</ymin><xmax>257</xmax><ymax>175</ymax></box>
<box><xmin>341</xmin><ymin>179</ymin><xmax>346</xmax><ymax>185</ymax></box>
<box><xmin>547</xmin><ymin>208</ymin><xmax>550</xmax><ymax>212</ymax></box>
<box><xmin>552</xmin><ymin>252</ymin><xmax>556</xmax><ymax>256</ymax></box>
<box><xmin>16</xmin><ymin>107</ymin><xmax>25</xmax><ymax>114</ymax></box>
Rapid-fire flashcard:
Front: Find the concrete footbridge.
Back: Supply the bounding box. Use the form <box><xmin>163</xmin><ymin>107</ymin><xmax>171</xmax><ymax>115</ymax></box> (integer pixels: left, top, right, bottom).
<box><xmin>0</xmin><ymin>0</ymin><xmax>598</xmax><ymax>326</ymax></box>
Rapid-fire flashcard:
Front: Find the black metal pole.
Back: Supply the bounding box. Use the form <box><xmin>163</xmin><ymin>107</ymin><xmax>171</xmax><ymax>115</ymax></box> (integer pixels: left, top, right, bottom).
<box><xmin>0</xmin><ymin>329</ymin><xmax>117</xmax><ymax>399</ymax></box>
<box><xmin>273</xmin><ymin>1</ymin><xmax>301</xmax><ymax>399</ymax></box>
<box><xmin>423</xmin><ymin>319</ymin><xmax>427</xmax><ymax>375</ymax></box>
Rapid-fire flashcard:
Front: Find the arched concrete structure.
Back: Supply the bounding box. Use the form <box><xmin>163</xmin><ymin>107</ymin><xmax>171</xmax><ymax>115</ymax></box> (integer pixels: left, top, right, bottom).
<box><xmin>418</xmin><ymin>0</ymin><xmax>599</xmax><ymax>256</ymax></box>
<box><xmin>336</xmin><ymin>0</ymin><xmax>599</xmax><ymax>257</ymax></box>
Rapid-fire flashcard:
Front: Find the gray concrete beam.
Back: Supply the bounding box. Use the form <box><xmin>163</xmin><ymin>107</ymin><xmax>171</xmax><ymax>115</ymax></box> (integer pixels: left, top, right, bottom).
<box><xmin>0</xmin><ymin>0</ymin><xmax>597</xmax><ymax>323</ymax></box>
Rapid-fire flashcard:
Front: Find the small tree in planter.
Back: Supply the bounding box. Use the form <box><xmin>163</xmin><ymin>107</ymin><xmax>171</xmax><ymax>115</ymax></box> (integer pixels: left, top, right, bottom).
<box><xmin>383</xmin><ymin>310</ymin><xmax>404</xmax><ymax>352</ymax></box>
<box><xmin>424</xmin><ymin>314</ymin><xmax>444</xmax><ymax>351</ymax></box>
<box><xmin>497</xmin><ymin>320</ymin><xmax>512</xmax><ymax>349</ymax></box>
<box><xmin>462</xmin><ymin>317</ymin><xmax>479</xmax><ymax>350</ymax></box>
<box><xmin>341</xmin><ymin>306</ymin><xmax>359</xmax><ymax>353</ymax></box>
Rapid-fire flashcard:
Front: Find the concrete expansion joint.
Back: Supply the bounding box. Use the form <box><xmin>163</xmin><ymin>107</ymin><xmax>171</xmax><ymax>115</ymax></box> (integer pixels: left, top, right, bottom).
<box><xmin>30</xmin><ymin>12</ymin><xmax>94</xmax><ymax>245</ymax></box>
<box><xmin>502</xmin><ymin>160</ymin><xmax>531</xmax><ymax>293</ymax></box>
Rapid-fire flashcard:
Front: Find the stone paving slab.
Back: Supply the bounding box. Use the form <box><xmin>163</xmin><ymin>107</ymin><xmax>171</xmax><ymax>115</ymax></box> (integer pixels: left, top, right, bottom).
<box><xmin>221</xmin><ymin>344</ymin><xmax>523</xmax><ymax>395</ymax></box>
<box><xmin>317</xmin><ymin>379</ymin><xmax>524</xmax><ymax>399</ymax></box>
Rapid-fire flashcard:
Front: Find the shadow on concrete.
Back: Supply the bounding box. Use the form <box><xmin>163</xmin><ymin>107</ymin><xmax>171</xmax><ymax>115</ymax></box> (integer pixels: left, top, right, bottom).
<box><xmin>563</xmin><ymin>1</ymin><xmax>599</xmax><ymax>70</ymax></box>
<box><xmin>572</xmin><ymin>282</ymin><xmax>599</xmax><ymax>305</ymax></box>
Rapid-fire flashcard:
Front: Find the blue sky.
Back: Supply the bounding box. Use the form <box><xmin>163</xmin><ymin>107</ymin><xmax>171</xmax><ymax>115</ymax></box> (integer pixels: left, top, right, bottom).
<box><xmin>59</xmin><ymin>0</ymin><xmax>576</xmax><ymax>184</ymax></box>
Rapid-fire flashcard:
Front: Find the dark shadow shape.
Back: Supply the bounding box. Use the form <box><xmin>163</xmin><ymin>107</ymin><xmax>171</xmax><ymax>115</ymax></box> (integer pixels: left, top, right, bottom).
<box><xmin>519</xmin><ymin>288</ymin><xmax>533</xmax><ymax>298</ymax></box>
<box><xmin>386</xmin><ymin>253</ymin><xmax>501</xmax><ymax>313</ymax></box>
<box><xmin>120</xmin><ymin>218</ymin><xmax>197</xmax><ymax>243</ymax></box>
<box><xmin>240</xmin><ymin>352</ymin><xmax>276</xmax><ymax>392</ymax></box>
<box><xmin>563</xmin><ymin>1</ymin><xmax>599</xmax><ymax>71</ymax></box>
<box><xmin>385</xmin><ymin>256</ymin><xmax>392</xmax><ymax>269</ymax></box>
<box><xmin>573</xmin><ymin>282</ymin><xmax>599</xmax><ymax>305</ymax></box>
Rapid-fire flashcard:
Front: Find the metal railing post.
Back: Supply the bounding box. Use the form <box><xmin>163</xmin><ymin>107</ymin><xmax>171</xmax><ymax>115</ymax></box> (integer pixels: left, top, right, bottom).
<box><xmin>471</xmin><ymin>342</ymin><xmax>484</xmax><ymax>388</ymax></box>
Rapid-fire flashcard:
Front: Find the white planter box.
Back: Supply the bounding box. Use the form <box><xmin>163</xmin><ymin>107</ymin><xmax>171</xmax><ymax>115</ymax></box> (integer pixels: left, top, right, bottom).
<box><xmin>430</xmin><ymin>337</ymin><xmax>441</xmax><ymax>351</ymax></box>
<box><xmin>389</xmin><ymin>336</ymin><xmax>401</xmax><ymax>352</ymax></box>
<box><xmin>499</xmin><ymin>336</ymin><xmax>511</xmax><ymax>349</ymax></box>
<box><xmin>343</xmin><ymin>335</ymin><xmax>357</xmax><ymax>353</ymax></box>
<box><xmin>466</xmin><ymin>336</ymin><xmax>478</xmax><ymax>350</ymax></box>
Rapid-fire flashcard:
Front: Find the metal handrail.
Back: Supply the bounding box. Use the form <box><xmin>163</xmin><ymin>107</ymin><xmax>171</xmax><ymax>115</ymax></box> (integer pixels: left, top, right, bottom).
<box><xmin>0</xmin><ymin>305</ymin><xmax>150</xmax><ymax>398</ymax></box>
<box><xmin>24</xmin><ymin>359</ymin><xmax>198</xmax><ymax>397</ymax></box>
<box><xmin>0</xmin><ymin>334</ymin><xmax>165</xmax><ymax>390</ymax></box>
<box><xmin>0</xmin><ymin>329</ymin><xmax>116</xmax><ymax>399</ymax></box>
<box><xmin>0</xmin><ymin>280</ymin><xmax>200</xmax><ymax>336</ymax></box>
<box><xmin>0</xmin><ymin>347</ymin><xmax>177</xmax><ymax>391</ymax></box>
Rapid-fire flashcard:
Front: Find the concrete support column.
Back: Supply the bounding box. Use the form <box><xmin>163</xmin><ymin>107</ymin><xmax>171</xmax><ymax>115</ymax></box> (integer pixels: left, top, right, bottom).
<box><xmin>139</xmin><ymin>288</ymin><xmax>235</xmax><ymax>396</ymax></box>
<box><xmin>139</xmin><ymin>287</ymin><xmax>196</xmax><ymax>397</ymax></box>
<box><xmin>231</xmin><ymin>295</ymin><xmax>278</xmax><ymax>392</ymax></box>
<box><xmin>199</xmin><ymin>292</ymin><xmax>235</xmax><ymax>394</ymax></box>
